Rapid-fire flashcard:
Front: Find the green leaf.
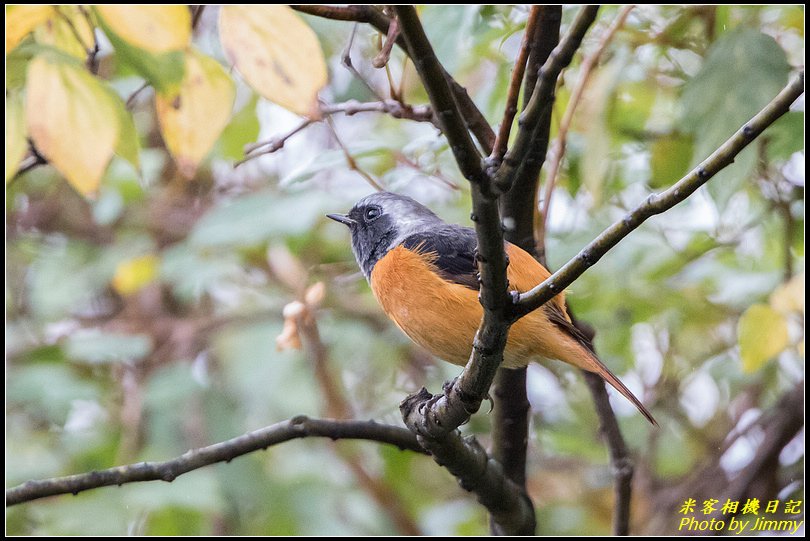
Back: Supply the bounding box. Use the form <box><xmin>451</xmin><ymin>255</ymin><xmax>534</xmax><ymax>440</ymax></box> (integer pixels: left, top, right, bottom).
<box><xmin>679</xmin><ymin>28</ymin><xmax>790</xmax><ymax>210</ymax></box>
<box><xmin>189</xmin><ymin>190</ymin><xmax>331</xmax><ymax>248</ymax></box>
<box><xmin>110</xmin><ymin>89</ymin><xmax>141</xmax><ymax>169</ymax></box>
<box><xmin>737</xmin><ymin>303</ymin><xmax>789</xmax><ymax>373</ymax></box>
<box><xmin>64</xmin><ymin>330</ymin><xmax>154</xmax><ymax>364</ymax></box>
<box><xmin>649</xmin><ymin>132</ymin><xmax>694</xmax><ymax>188</ymax></box>
<box><xmin>218</xmin><ymin>95</ymin><xmax>260</xmax><ymax>161</ymax></box>
<box><xmin>764</xmin><ymin>111</ymin><xmax>804</xmax><ymax>161</ymax></box>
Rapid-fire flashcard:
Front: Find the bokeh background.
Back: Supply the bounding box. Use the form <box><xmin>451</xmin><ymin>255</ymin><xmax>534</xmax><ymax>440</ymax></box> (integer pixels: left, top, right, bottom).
<box><xmin>6</xmin><ymin>5</ymin><xmax>804</xmax><ymax>535</ymax></box>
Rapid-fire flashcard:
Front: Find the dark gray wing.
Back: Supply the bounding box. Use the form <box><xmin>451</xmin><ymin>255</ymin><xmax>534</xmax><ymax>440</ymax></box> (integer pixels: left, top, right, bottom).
<box><xmin>401</xmin><ymin>226</ymin><xmax>479</xmax><ymax>290</ymax></box>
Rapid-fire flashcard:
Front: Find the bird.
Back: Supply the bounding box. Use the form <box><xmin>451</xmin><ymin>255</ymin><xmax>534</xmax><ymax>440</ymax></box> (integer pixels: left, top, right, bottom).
<box><xmin>327</xmin><ymin>191</ymin><xmax>656</xmax><ymax>425</ymax></box>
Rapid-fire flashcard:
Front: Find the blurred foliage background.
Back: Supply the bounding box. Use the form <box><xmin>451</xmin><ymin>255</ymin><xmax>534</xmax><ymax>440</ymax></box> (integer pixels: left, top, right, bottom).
<box><xmin>5</xmin><ymin>5</ymin><xmax>804</xmax><ymax>535</ymax></box>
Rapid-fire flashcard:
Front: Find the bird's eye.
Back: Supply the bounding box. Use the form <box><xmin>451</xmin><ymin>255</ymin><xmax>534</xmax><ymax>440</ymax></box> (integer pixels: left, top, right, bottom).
<box><xmin>364</xmin><ymin>206</ymin><xmax>381</xmax><ymax>221</ymax></box>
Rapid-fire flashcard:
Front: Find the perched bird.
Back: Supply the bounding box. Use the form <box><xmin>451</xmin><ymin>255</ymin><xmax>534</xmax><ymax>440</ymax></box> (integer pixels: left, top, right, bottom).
<box><xmin>328</xmin><ymin>192</ymin><xmax>656</xmax><ymax>425</ymax></box>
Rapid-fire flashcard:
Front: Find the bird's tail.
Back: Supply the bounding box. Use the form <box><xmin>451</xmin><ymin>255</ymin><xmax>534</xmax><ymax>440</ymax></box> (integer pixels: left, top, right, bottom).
<box><xmin>575</xmin><ymin>346</ymin><xmax>658</xmax><ymax>426</ymax></box>
<box><xmin>546</xmin><ymin>323</ymin><xmax>656</xmax><ymax>426</ymax></box>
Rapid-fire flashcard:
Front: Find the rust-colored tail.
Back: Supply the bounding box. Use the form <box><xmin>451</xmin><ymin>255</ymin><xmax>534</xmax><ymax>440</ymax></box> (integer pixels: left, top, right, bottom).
<box><xmin>553</xmin><ymin>328</ymin><xmax>657</xmax><ymax>426</ymax></box>
<box><xmin>579</xmin><ymin>349</ymin><xmax>658</xmax><ymax>426</ymax></box>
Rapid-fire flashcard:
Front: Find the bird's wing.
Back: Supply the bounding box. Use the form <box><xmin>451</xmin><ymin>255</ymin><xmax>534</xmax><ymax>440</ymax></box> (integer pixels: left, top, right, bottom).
<box><xmin>402</xmin><ymin>226</ymin><xmax>480</xmax><ymax>290</ymax></box>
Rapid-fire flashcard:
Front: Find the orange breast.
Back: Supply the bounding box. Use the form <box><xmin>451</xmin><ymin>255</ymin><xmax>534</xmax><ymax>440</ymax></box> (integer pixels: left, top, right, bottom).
<box><xmin>369</xmin><ymin>244</ymin><xmax>583</xmax><ymax>368</ymax></box>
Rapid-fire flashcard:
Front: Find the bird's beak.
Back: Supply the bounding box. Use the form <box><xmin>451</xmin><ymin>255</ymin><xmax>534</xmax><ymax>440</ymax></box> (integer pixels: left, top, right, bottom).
<box><xmin>326</xmin><ymin>213</ymin><xmax>356</xmax><ymax>227</ymax></box>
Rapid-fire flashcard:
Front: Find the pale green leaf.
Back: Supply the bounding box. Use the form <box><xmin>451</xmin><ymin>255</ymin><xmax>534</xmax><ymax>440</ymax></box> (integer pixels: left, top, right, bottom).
<box><xmin>26</xmin><ymin>54</ymin><xmax>120</xmax><ymax>195</ymax></box>
<box><xmin>679</xmin><ymin>28</ymin><xmax>790</xmax><ymax>210</ymax></box>
<box><xmin>95</xmin><ymin>5</ymin><xmax>190</xmax><ymax>53</ymax></box>
<box><xmin>156</xmin><ymin>49</ymin><xmax>235</xmax><ymax>178</ymax></box>
<box><xmin>219</xmin><ymin>5</ymin><xmax>326</xmax><ymax>116</ymax></box>
<box><xmin>738</xmin><ymin>303</ymin><xmax>789</xmax><ymax>373</ymax></box>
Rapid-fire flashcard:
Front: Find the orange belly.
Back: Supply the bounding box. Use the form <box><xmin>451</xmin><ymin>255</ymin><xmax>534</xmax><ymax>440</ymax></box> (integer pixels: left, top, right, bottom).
<box><xmin>369</xmin><ymin>244</ymin><xmax>584</xmax><ymax>369</ymax></box>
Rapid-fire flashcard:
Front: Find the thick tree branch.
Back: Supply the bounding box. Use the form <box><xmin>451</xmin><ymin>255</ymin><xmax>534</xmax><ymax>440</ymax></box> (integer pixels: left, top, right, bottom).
<box><xmin>6</xmin><ymin>417</ymin><xmax>423</xmax><ymax>507</ymax></box>
<box><xmin>493</xmin><ymin>6</ymin><xmax>600</xmax><ymax>192</ymax></box>
<box><xmin>514</xmin><ymin>72</ymin><xmax>805</xmax><ymax>317</ymax></box>
<box><xmin>393</xmin><ymin>6</ymin><xmax>487</xmax><ymax>186</ymax></box>
<box><xmin>395</xmin><ymin>4</ymin><xmax>512</xmax><ymax>435</ymax></box>
<box><xmin>502</xmin><ymin>5</ymin><xmax>563</xmax><ymax>260</ymax></box>
<box><xmin>488</xmin><ymin>7</ymin><xmax>564</xmax><ymax>529</ymax></box>
<box><xmin>399</xmin><ymin>392</ymin><xmax>535</xmax><ymax>536</ymax></box>
<box><xmin>395</xmin><ymin>6</ymin><xmax>537</xmax><ymax>533</ymax></box>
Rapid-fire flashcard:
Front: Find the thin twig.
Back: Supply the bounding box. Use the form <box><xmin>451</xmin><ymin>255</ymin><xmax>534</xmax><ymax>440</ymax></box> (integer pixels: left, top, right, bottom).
<box><xmin>490</xmin><ymin>6</ymin><xmax>541</xmax><ymax>164</ymax></box>
<box><xmin>502</xmin><ymin>5</ymin><xmax>563</xmax><ymax>261</ymax></box>
<box><xmin>373</xmin><ymin>14</ymin><xmax>399</xmax><ymax>68</ymax></box>
<box><xmin>320</xmin><ymin>99</ymin><xmax>434</xmax><ymax>123</ymax></box>
<box><xmin>125</xmin><ymin>82</ymin><xmax>150</xmax><ymax>109</ymax></box>
<box><xmin>240</xmin><ymin>118</ymin><xmax>314</xmax><ymax>159</ymax></box>
<box><xmin>539</xmin><ymin>6</ymin><xmax>634</xmax><ymax>243</ymax></box>
<box><xmin>582</xmin><ymin>371</ymin><xmax>634</xmax><ymax>535</ymax></box>
<box><xmin>342</xmin><ymin>23</ymin><xmax>385</xmax><ymax>100</ymax></box>
<box><xmin>493</xmin><ymin>6</ymin><xmax>600</xmax><ymax>193</ymax></box>
<box><xmin>12</xmin><ymin>143</ymin><xmax>48</xmax><ymax>181</ymax></box>
<box><xmin>237</xmin><ymin>100</ymin><xmax>437</xmax><ymax>167</ymax></box>
<box><xmin>325</xmin><ymin>115</ymin><xmax>385</xmax><ymax>191</ymax></box>
<box><xmin>292</xmin><ymin>4</ymin><xmax>496</xmax><ymax>154</ymax></box>
<box><xmin>392</xmin><ymin>151</ymin><xmax>460</xmax><ymax>191</ymax></box>
<box><xmin>5</xmin><ymin>416</ymin><xmax>424</xmax><ymax>506</ymax></box>
<box><xmin>515</xmin><ymin>72</ymin><xmax>805</xmax><ymax>317</ymax></box>
<box><xmin>190</xmin><ymin>5</ymin><xmax>206</xmax><ymax>31</ymax></box>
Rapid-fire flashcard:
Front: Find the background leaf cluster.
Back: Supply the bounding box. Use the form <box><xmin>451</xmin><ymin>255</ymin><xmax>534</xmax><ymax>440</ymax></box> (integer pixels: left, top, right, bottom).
<box><xmin>6</xmin><ymin>5</ymin><xmax>804</xmax><ymax>535</ymax></box>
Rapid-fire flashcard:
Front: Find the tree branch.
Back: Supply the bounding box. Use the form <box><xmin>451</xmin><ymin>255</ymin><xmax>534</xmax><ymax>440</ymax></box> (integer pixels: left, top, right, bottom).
<box><xmin>502</xmin><ymin>5</ymin><xmax>563</xmax><ymax>260</ymax></box>
<box><xmin>493</xmin><ymin>6</ymin><xmax>600</xmax><ymax>192</ymax></box>
<box><xmin>514</xmin><ymin>72</ymin><xmax>805</xmax><ymax>317</ymax></box>
<box><xmin>292</xmin><ymin>4</ymin><xmax>496</xmax><ymax>153</ymax></box>
<box><xmin>6</xmin><ymin>416</ymin><xmax>423</xmax><ymax>507</ymax></box>
<box><xmin>395</xmin><ymin>6</ymin><xmax>537</xmax><ymax>533</ymax></box>
<box><xmin>539</xmin><ymin>6</ymin><xmax>634</xmax><ymax>247</ymax></box>
<box><xmin>238</xmin><ymin>99</ymin><xmax>436</xmax><ymax>166</ymax></box>
<box><xmin>395</xmin><ymin>4</ymin><xmax>513</xmax><ymax>435</ymax></box>
<box><xmin>401</xmin><ymin>393</ymin><xmax>536</xmax><ymax>536</ymax></box>
<box><xmin>582</xmin><ymin>370</ymin><xmax>634</xmax><ymax>536</ymax></box>
<box><xmin>490</xmin><ymin>6</ymin><xmax>541</xmax><ymax>164</ymax></box>
<box><xmin>488</xmin><ymin>8</ymin><xmax>564</xmax><ymax>530</ymax></box>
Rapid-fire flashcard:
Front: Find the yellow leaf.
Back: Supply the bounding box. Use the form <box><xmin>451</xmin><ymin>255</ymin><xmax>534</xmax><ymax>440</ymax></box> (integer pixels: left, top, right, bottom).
<box><xmin>6</xmin><ymin>5</ymin><xmax>53</xmax><ymax>53</ymax></box>
<box><xmin>770</xmin><ymin>272</ymin><xmax>805</xmax><ymax>314</ymax></box>
<box><xmin>26</xmin><ymin>55</ymin><xmax>119</xmax><ymax>195</ymax></box>
<box><xmin>219</xmin><ymin>5</ymin><xmax>327</xmax><ymax>116</ymax></box>
<box><xmin>738</xmin><ymin>304</ymin><xmax>789</xmax><ymax>373</ymax></box>
<box><xmin>34</xmin><ymin>6</ymin><xmax>95</xmax><ymax>59</ymax></box>
<box><xmin>95</xmin><ymin>5</ymin><xmax>190</xmax><ymax>53</ymax></box>
<box><xmin>156</xmin><ymin>49</ymin><xmax>235</xmax><ymax>178</ymax></box>
<box><xmin>112</xmin><ymin>254</ymin><xmax>159</xmax><ymax>295</ymax></box>
<box><xmin>5</xmin><ymin>91</ymin><xmax>27</xmax><ymax>182</ymax></box>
